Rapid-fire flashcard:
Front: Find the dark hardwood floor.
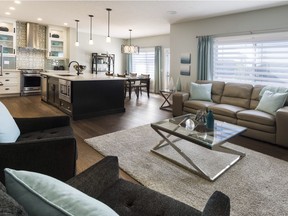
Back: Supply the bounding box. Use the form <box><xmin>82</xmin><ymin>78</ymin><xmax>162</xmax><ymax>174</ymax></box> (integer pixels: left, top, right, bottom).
<box><xmin>1</xmin><ymin>93</ymin><xmax>288</xmax><ymax>183</ymax></box>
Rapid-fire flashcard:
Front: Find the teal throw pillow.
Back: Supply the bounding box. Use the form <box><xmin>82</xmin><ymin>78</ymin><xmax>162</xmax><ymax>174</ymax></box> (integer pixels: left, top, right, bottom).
<box><xmin>0</xmin><ymin>101</ymin><xmax>20</xmax><ymax>143</ymax></box>
<box><xmin>255</xmin><ymin>90</ymin><xmax>288</xmax><ymax>115</ymax></box>
<box><xmin>4</xmin><ymin>168</ymin><xmax>119</xmax><ymax>216</ymax></box>
<box><xmin>190</xmin><ymin>82</ymin><xmax>212</xmax><ymax>101</ymax></box>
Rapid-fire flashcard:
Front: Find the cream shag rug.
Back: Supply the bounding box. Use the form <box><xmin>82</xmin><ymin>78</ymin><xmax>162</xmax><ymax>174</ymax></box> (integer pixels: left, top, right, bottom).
<box><xmin>85</xmin><ymin>124</ymin><xmax>288</xmax><ymax>216</ymax></box>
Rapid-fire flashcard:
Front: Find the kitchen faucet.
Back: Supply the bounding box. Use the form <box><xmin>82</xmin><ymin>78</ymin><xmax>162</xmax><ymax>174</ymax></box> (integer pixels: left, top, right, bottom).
<box><xmin>68</xmin><ymin>61</ymin><xmax>81</xmax><ymax>75</ymax></box>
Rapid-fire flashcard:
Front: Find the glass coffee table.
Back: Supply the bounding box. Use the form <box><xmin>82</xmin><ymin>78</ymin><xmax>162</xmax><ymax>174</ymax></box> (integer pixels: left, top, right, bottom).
<box><xmin>150</xmin><ymin>114</ymin><xmax>247</xmax><ymax>181</ymax></box>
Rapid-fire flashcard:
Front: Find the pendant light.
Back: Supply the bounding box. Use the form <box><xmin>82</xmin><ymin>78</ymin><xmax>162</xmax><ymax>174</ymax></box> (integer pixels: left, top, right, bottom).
<box><xmin>75</xmin><ymin>19</ymin><xmax>79</xmax><ymax>46</ymax></box>
<box><xmin>121</xmin><ymin>29</ymin><xmax>139</xmax><ymax>54</ymax></box>
<box><xmin>106</xmin><ymin>8</ymin><xmax>112</xmax><ymax>43</ymax></box>
<box><xmin>89</xmin><ymin>15</ymin><xmax>94</xmax><ymax>45</ymax></box>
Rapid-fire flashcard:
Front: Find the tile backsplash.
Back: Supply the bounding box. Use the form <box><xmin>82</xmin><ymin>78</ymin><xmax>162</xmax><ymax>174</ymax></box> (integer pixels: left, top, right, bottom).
<box><xmin>16</xmin><ymin>21</ymin><xmax>46</xmax><ymax>69</ymax></box>
<box><xmin>16</xmin><ymin>21</ymin><xmax>68</xmax><ymax>70</ymax></box>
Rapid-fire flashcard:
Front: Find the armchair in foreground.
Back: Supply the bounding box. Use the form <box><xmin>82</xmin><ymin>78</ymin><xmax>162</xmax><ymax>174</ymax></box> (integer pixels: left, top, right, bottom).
<box><xmin>0</xmin><ymin>115</ymin><xmax>77</xmax><ymax>184</ymax></box>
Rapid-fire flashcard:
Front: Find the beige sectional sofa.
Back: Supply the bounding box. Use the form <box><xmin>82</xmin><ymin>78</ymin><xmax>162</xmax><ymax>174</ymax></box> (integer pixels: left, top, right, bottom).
<box><xmin>172</xmin><ymin>80</ymin><xmax>288</xmax><ymax>148</ymax></box>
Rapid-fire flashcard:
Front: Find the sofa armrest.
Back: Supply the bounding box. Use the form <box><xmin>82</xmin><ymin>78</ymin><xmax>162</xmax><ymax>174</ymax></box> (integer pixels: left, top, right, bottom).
<box><xmin>14</xmin><ymin>115</ymin><xmax>71</xmax><ymax>134</ymax></box>
<box><xmin>67</xmin><ymin>156</ymin><xmax>120</xmax><ymax>198</ymax></box>
<box><xmin>276</xmin><ymin>106</ymin><xmax>288</xmax><ymax>147</ymax></box>
<box><xmin>172</xmin><ymin>91</ymin><xmax>189</xmax><ymax>117</ymax></box>
<box><xmin>0</xmin><ymin>137</ymin><xmax>77</xmax><ymax>184</ymax></box>
<box><xmin>202</xmin><ymin>191</ymin><xmax>230</xmax><ymax>216</ymax></box>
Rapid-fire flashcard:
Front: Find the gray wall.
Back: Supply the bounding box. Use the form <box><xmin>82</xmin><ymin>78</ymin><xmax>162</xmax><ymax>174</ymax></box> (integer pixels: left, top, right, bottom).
<box><xmin>68</xmin><ymin>28</ymin><xmax>125</xmax><ymax>74</ymax></box>
<box><xmin>170</xmin><ymin>5</ymin><xmax>288</xmax><ymax>91</ymax></box>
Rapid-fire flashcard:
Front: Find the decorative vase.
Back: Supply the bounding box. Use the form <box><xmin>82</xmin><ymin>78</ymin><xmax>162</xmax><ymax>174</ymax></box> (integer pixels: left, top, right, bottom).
<box><xmin>168</xmin><ymin>77</ymin><xmax>175</xmax><ymax>91</ymax></box>
<box><xmin>176</xmin><ymin>77</ymin><xmax>181</xmax><ymax>91</ymax></box>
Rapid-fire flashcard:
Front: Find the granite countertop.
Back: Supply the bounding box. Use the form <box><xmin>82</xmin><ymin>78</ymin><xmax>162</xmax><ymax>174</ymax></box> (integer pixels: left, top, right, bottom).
<box><xmin>41</xmin><ymin>71</ymin><xmax>126</xmax><ymax>81</ymax></box>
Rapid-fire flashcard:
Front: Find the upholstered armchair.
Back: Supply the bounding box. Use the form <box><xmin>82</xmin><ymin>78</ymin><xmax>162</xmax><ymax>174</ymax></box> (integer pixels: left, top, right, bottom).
<box><xmin>0</xmin><ymin>115</ymin><xmax>77</xmax><ymax>184</ymax></box>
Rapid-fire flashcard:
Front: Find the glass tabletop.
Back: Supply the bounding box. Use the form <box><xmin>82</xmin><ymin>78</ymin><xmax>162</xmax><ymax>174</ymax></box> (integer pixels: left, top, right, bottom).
<box><xmin>151</xmin><ymin>114</ymin><xmax>247</xmax><ymax>149</ymax></box>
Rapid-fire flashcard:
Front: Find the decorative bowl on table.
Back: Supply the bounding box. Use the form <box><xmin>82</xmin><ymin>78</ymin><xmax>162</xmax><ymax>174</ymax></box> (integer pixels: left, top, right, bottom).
<box><xmin>73</xmin><ymin>65</ymin><xmax>86</xmax><ymax>73</ymax></box>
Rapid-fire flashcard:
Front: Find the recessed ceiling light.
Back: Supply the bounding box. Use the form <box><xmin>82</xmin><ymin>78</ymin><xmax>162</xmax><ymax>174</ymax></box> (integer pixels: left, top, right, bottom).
<box><xmin>37</xmin><ymin>18</ymin><xmax>42</xmax><ymax>21</ymax></box>
<box><xmin>5</xmin><ymin>12</ymin><xmax>11</xmax><ymax>15</ymax></box>
<box><xmin>64</xmin><ymin>23</ymin><xmax>68</xmax><ymax>26</ymax></box>
<box><xmin>14</xmin><ymin>0</ymin><xmax>21</xmax><ymax>4</ymax></box>
<box><xmin>9</xmin><ymin>7</ymin><xmax>15</xmax><ymax>10</ymax></box>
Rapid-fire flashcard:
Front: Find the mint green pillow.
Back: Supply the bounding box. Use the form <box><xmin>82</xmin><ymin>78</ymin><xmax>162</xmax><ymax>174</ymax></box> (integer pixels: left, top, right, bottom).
<box><xmin>4</xmin><ymin>168</ymin><xmax>119</xmax><ymax>216</ymax></box>
<box><xmin>0</xmin><ymin>101</ymin><xmax>20</xmax><ymax>143</ymax></box>
<box><xmin>256</xmin><ymin>90</ymin><xmax>288</xmax><ymax>115</ymax></box>
<box><xmin>190</xmin><ymin>82</ymin><xmax>212</xmax><ymax>101</ymax></box>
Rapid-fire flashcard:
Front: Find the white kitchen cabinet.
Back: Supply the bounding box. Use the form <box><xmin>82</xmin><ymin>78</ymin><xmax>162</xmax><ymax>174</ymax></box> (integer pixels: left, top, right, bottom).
<box><xmin>0</xmin><ymin>70</ymin><xmax>20</xmax><ymax>96</ymax></box>
<box><xmin>0</xmin><ymin>18</ymin><xmax>16</xmax><ymax>56</ymax></box>
<box><xmin>47</xmin><ymin>26</ymin><xmax>68</xmax><ymax>59</ymax></box>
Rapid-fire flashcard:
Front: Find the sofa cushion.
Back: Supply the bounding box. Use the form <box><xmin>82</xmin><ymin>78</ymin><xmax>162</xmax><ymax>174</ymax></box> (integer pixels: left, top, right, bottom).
<box><xmin>0</xmin><ymin>102</ymin><xmax>20</xmax><ymax>143</ymax></box>
<box><xmin>17</xmin><ymin>126</ymin><xmax>73</xmax><ymax>142</ymax></box>
<box><xmin>237</xmin><ymin>110</ymin><xmax>275</xmax><ymax>126</ymax></box>
<box><xmin>184</xmin><ymin>100</ymin><xmax>216</xmax><ymax>111</ymax></box>
<box><xmin>249</xmin><ymin>85</ymin><xmax>265</xmax><ymax>109</ymax></box>
<box><xmin>256</xmin><ymin>90</ymin><xmax>288</xmax><ymax>115</ymax></box>
<box><xmin>98</xmin><ymin>179</ymin><xmax>202</xmax><ymax>216</ymax></box>
<box><xmin>0</xmin><ymin>181</ymin><xmax>28</xmax><ymax>216</ymax></box>
<box><xmin>220</xmin><ymin>83</ymin><xmax>253</xmax><ymax>109</ymax></box>
<box><xmin>196</xmin><ymin>80</ymin><xmax>225</xmax><ymax>103</ymax></box>
<box><xmin>190</xmin><ymin>82</ymin><xmax>212</xmax><ymax>101</ymax></box>
<box><xmin>210</xmin><ymin>104</ymin><xmax>246</xmax><ymax>118</ymax></box>
<box><xmin>237</xmin><ymin>119</ymin><xmax>276</xmax><ymax>133</ymax></box>
<box><xmin>4</xmin><ymin>168</ymin><xmax>119</xmax><ymax>216</ymax></box>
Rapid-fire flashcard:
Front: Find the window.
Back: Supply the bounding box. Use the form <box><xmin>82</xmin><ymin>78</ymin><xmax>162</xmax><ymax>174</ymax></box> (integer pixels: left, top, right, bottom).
<box><xmin>131</xmin><ymin>47</ymin><xmax>155</xmax><ymax>91</ymax></box>
<box><xmin>213</xmin><ymin>32</ymin><xmax>288</xmax><ymax>86</ymax></box>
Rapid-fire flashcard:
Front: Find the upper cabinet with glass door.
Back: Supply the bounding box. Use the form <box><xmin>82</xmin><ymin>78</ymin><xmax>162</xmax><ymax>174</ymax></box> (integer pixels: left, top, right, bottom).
<box><xmin>0</xmin><ymin>19</ymin><xmax>16</xmax><ymax>56</ymax></box>
<box><xmin>47</xmin><ymin>26</ymin><xmax>68</xmax><ymax>59</ymax></box>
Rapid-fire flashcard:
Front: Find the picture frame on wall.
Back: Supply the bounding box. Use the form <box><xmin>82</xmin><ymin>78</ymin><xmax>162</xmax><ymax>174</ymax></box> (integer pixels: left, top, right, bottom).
<box><xmin>180</xmin><ymin>53</ymin><xmax>191</xmax><ymax>64</ymax></box>
<box><xmin>180</xmin><ymin>65</ymin><xmax>190</xmax><ymax>76</ymax></box>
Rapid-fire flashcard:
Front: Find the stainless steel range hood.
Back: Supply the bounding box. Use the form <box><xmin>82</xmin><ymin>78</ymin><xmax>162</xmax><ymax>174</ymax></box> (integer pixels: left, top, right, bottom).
<box><xmin>26</xmin><ymin>23</ymin><xmax>40</xmax><ymax>50</ymax></box>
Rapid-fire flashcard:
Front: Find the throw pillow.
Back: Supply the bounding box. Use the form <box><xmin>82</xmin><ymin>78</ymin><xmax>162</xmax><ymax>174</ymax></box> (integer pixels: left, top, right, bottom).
<box><xmin>0</xmin><ymin>101</ymin><xmax>20</xmax><ymax>143</ymax></box>
<box><xmin>259</xmin><ymin>86</ymin><xmax>288</xmax><ymax>97</ymax></box>
<box><xmin>190</xmin><ymin>82</ymin><xmax>212</xmax><ymax>101</ymax></box>
<box><xmin>4</xmin><ymin>168</ymin><xmax>119</xmax><ymax>216</ymax></box>
<box><xmin>255</xmin><ymin>90</ymin><xmax>288</xmax><ymax>115</ymax></box>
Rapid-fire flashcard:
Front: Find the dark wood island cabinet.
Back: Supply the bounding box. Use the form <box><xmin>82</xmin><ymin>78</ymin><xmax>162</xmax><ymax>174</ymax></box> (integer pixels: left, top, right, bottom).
<box><xmin>42</xmin><ymin>72</ymin><xmax>125</xmax><ymax>120</ymax></box>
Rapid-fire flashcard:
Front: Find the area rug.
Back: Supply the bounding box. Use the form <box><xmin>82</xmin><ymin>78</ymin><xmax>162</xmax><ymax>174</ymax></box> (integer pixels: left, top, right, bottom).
<box><xmin>85</xmin><ymin>124</ymin><xmax>288</xmax><ymax>216</ymax></box>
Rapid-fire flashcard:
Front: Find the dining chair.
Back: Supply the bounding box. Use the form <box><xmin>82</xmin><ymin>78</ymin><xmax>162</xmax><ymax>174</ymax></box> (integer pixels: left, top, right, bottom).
<box><xmin>133</xmin><ymin>74</ymin><xmax>150</xmax><ymax>98</ymax></box>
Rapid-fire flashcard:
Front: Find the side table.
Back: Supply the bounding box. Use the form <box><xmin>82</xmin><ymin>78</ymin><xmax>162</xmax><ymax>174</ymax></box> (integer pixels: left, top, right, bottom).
<box><xmin>159</xmin><ymin>89</ymin><xmax>175</xmax><ymax>111</ymax></box>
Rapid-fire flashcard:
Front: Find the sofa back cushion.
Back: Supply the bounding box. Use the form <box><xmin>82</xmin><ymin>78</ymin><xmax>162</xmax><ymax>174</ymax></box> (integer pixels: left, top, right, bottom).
<box><xmin>220</xmin><ymin>83</ymin><xmax>253</xmax><ymax>109</ymax></box>
<box><xmin>250</xmin><ymin>85</ymin><xmax>265</xmax><ymax>109</ymax></box>
<box><xmin>196</xmin><ymin>80</ymin><xmax>225</xmax><ymax>103</ymax></box>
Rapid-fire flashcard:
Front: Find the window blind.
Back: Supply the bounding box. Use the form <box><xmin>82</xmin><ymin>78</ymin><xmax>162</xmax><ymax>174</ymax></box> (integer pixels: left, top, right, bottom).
<box><xmin>213</xmin><ymin>32</ymin><xmax>288</xmax><ymax>86</ymax></box>
<box><xmin>131</xmin><ymin>47</ymin><xmax>155</xmax><ymax>77</ymax></box>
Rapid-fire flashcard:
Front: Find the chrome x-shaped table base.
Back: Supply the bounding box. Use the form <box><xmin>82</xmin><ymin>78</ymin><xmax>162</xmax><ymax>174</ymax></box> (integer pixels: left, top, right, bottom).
<box><xmin>151</xmin><ymin>127</ymin><xmax>245</xmax><ymax>181</ymax></box>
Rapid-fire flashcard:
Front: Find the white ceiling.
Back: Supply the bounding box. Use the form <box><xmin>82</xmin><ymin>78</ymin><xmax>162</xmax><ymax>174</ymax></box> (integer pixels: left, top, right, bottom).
<box><xmin>1</xmin><ymin>0</ymin><xmax>288</xmax><ymax>39</ymax></box>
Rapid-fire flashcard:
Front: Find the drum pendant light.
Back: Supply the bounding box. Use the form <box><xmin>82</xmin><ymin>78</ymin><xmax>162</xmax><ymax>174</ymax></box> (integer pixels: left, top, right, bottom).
<box><xmin>89</xmin><ymin>15</ymin><xmax>94</xmax><ymax>45</ymax></box>
<box><xmin>75</xmin><ymin>19</ymin><xmax>80</xmax><ymax>46</ymax></box>
<box><xmin>106</xmin><ymin>8</ymin><xmax>112</xmax><ymax>43</ymax></box>
<box><xmin>121</xmin><ymin>29</ymin><xmax>139</xmax><ymax>54</ymax></box>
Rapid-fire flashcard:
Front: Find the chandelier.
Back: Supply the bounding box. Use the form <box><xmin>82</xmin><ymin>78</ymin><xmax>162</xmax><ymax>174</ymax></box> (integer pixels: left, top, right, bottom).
<box><xmin>121</xmin><ymin>29</ymin><xmax>139</xmax><ymax>54</ymax></box>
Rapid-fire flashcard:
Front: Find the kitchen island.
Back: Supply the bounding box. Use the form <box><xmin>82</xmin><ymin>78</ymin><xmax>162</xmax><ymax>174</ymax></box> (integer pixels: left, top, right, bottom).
<box><xmin>41</xmin><ymin>71</ymin><xmax>126</xmax><ymax>120</ymax></box>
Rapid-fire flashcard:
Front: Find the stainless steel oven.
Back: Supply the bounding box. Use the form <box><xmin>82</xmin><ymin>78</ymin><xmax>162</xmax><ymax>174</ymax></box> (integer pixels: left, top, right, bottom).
<box><xmin>20</xmin><ymin>69</ymin><xmax>43</xmax><ymax>96</ymax></box>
